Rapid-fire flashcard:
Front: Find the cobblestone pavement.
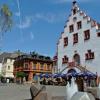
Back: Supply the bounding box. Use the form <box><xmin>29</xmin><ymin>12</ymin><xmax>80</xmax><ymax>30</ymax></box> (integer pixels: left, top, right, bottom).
<box><xmin>0</xmin><ymin>83</ymin><xmax>31</xmax><ymax>100</ymax></box>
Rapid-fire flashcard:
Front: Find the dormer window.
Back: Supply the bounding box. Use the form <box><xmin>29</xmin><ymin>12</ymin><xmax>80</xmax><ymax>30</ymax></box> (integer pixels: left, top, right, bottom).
<box><xmin>84</xmin><ymin>30</ymin><xmax>90</xmax><ymax>40</ymax></box>
<box><xmin>73</xmin><ymin>33</ymin><xmax>78</xmax><ymax>44</ymax></box>
<box><xmin>73</xmin><ymin>8</ymin><xmax>77</xmax><ymax>15</ymax></box>
<box><xmin>69</xmin><ymin>25</ymin><xmax>74</xmax><ymax>33</ymax></box>
<box><xmin>64</xmin><ymin>37</ymin><xmax>68</xmax><ymax>47</ymax></box>
<box><xmin>77</xmin><ymin>21</ymin><xmax>82</xmax><ymax>30</ymax></box>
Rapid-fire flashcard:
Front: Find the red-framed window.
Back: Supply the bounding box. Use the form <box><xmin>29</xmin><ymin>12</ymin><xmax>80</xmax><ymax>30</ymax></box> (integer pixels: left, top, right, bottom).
<box><xmin>84</xmin><ymin>30</ymin><xmax>90</xmax><ymax>40</ymax></box>
<box><xmin>69</xmin><ymin>25</ymin><xmax>74</xmax><ymax>33</ymax></box>
<box><xmin>77</xmin><ymin>21</ymin><xmax>82</xmax><ymax>30</ymax></box>
<box><xmin>64</xmin><ymin>37</ymin><xmax>68</xmax><ymax>47</ymax></box>
<box><xmin>85</xmin><ymin>50</ymin><xmax>95</xmax><ymax>60</ymax></box>
<box><xmin>97</xmin><ymin>32</ymin><xmax>100</xmax><ymax>37</ymax></box>
<box><xmin>73</xmin><ymin>33</ymin><xmax>78</xmax><ymax>44</ymax></box>
<box><xmin>62</xmin><ymin>55</ymin><xmax>69</xmax><ymax>64</ymax></box>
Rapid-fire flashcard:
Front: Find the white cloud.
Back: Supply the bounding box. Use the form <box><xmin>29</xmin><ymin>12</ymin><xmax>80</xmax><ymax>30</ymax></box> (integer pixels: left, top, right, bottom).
<box><xmin>30</xmin><ymin>32</ymin><xmax>34</xmax><ymax>40</ymax></box>
<box><xmin>15</xmin><ymin>12</ymin><xmax>20</xmax><ymax>17</ymax></box>
<box><xmin>32</xmin><ymin>13</ymin><xmax>66</xmax><ymax>23</ymax></box>
<box><xmin>34</xmin><ymin>13</ymin><xmax>55</xmax><ymax>23</ymax></box>
<box><xmin>17</xmin><ymin>16</ymin><xmax>32</xmax><ymax>29</ymax></box>
<box><xmin>17</xmin><ymin>12</ymin><xmax>67</xmax><ymax>30</ymax></box>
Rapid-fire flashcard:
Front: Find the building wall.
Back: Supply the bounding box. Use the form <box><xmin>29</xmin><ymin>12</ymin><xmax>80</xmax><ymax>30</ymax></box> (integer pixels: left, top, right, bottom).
<box><xmin>57</xmin><ymin>2</ymin><xmax>100</xmax><ymax>75</ymax></box>
<box><xmin>0</xmin><ymin>63</ymin><xmax>2</xmax><ymax>75</ymax></box>
<box><xmin>2</xmin><ymin>58</ymin><xmax>14</xmax><ymax>78</ymax></box>
<box><xmin>14</xmin><ymin>59</ymin><xmax>53</xmax><ymax>81</ymax></box>
<box><xmin>23</xmin><ymin>61</ymin><xmax>52</xmax><ymax>71</ymax></box>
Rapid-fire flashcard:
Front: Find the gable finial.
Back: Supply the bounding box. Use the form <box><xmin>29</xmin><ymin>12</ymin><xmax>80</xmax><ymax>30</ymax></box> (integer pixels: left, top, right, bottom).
<box><xmin>73</xmin><ymin>0</ymin><xmax>77</xmax><ymax>6</ymax></box>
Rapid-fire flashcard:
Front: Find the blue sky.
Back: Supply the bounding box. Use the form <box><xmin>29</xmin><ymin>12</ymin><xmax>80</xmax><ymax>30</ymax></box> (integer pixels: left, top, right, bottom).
<box><xmin>0</xmin><ymin>0</ymin><xmax>100</xmax><ymax>57</ymax></box>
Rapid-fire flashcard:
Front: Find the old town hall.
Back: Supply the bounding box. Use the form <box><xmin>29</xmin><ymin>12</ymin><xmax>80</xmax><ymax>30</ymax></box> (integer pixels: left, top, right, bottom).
<box><xmin>56</xmin><ymin>1</ymin><xmax>100</xmax><ymax>76</ymax></box>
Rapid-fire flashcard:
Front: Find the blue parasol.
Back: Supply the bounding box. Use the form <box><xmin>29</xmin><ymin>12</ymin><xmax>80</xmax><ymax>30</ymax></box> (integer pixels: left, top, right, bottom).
<box><xmin>66</xmin><ymin>72</ymin><xmax>78</xmax><ymax>77</ymax></box>
<box><xmin>39</xmin><ymin>73</ymin><xmax>44</xmax><ymax>78</ymax></box>
<box><xmin>77</xmin><ymin>71</ymin><xmax>96</xmax><ymax>77</ymax></box>
<box><xmin>61</xmin><ymin>74</ymin><xmax>67</xmax><ymax>78</ymax></box>
<box><xmin>53</xmin><ymin>73</ymin><xmax>61</xmax><ymax>78</ymax></box>
<box><xmin>39</xmin><ymin>73</ymin><xmax>53</xmax><ymax>78</ymax></box>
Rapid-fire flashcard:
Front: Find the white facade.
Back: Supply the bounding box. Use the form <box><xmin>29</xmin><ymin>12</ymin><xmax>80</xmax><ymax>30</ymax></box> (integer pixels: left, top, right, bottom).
<box><xmin>57</xmin><ymin>1</ymin><xmax>100</xmax><ymax>76</ymax></box>
<box><xmin>2</xmin><ymin>58</ymin><xmax>14</xmax><ymax>78</ymax></box>
<box><xmin>0</xmin><ymin>63</ymin><xmax>2</xmax><ymax>75</ymax></box>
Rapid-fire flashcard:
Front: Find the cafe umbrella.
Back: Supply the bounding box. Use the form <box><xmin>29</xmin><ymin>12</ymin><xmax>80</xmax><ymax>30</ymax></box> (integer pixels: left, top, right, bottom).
<box><xmin>77</xmin><ymin>71</ymin><xmax>96</xmax><ymax>77</ymax></box>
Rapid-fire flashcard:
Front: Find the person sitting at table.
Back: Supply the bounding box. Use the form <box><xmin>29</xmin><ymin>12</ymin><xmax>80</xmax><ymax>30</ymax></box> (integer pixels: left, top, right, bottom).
<box><xmin>53</xmin><ymin>78</ymin><xmax>58</xmax><ymax>85</ymax></box>
<box><xmin>42</xmin><ymin>77</ymin><xmax>47</xmax><ymax>85</ymax></box>
<box><xmin>48</xmin><ymin>78</ymin><xmax>53</xmax><ymax>85</ymax></box>
<box><xmin>61</xmin><ymin>78</ymin><xmax>67</xmax><ymax>86</ymax></box>
<box><xmin>56</xmin><ymin>77</ymin><xmax>61</xmax><ymax>85</ymax></box>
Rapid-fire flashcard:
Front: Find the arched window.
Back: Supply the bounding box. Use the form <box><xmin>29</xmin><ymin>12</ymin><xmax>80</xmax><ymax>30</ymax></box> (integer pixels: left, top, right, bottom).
<box><xmin>73</xmin><ymin>54</ymin><xmax>80</xmax><ymax>65</ymax></box>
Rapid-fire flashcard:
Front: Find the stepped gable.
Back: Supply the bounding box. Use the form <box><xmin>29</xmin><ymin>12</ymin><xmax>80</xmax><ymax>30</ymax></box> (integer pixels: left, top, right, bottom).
<box><xmin>57</xmin><ymin>0</ymin><xmax>100</xmax><ymax>43</ymax></box>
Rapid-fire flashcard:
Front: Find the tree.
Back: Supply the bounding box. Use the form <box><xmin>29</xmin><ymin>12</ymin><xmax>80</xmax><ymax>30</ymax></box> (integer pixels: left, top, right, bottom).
<box><xmin>0</xmin><ymin>4</ymin><xmax>12</xmax><ymax>37</ymax></box>
<box><xmin>0</xmin><ymin>74</ymin><xmax>3</xmax><ymax>82</ymax></box>
<box><xmin>16</xmin><ymin>72</ymin><xmax>26</xmax><ymax>84</ymax></box>
<box><xmin>16</xmin><ymin>72</ymin><xmax>26</xmax><ymax>78</ymax></box>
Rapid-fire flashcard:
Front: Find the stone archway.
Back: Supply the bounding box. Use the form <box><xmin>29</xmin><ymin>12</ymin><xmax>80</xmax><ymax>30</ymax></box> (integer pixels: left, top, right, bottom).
<box><xmin>73</xmin><ymin>54</ymin><xmax>80</xmax><ymax>66</ymax></box>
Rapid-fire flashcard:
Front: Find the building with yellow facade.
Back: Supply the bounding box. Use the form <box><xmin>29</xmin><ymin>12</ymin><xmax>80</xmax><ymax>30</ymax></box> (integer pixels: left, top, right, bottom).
<box><xmin>13</xmin><ymin>52</ymin><xmax>53</xmax><ymax>82</ymax></box>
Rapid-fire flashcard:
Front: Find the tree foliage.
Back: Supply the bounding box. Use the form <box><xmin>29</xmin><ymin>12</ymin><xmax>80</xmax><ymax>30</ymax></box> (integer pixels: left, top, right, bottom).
<box><xmin>16</xmin><ymin>72</ymin><xmax>26</xmax><ymax>78</ymax></box>
<box><xmin>0</xmin><ymin>74</ymin><xmax>2</xmax><ymax>78</ymax></box>
<box><xmin>0</xmin><ymin>4</ymin><xmax>12</xmax><ymax>34</ymax></box>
